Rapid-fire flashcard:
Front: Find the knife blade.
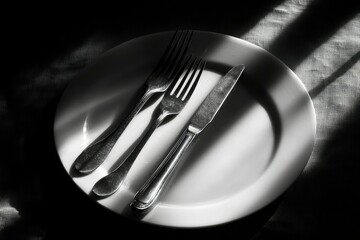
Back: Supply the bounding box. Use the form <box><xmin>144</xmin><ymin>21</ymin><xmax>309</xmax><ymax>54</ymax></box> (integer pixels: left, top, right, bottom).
<box><xmin>132</xmin><ymin>64</ymin><xmax>245</xmax><ymax>211</ymax></box>
<box><xmin>189</xmin><ymin>64</ymin><xmax>245</xmax><ymax>134</ymax></box>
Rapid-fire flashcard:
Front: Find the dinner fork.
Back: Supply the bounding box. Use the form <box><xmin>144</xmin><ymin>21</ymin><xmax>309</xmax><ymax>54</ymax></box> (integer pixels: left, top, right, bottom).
<box><xmin>92</xmin><ymin>56</ymin><xmax>206</xmax><ymax>197</ymax></box>
<box><xmin>74</xmin><ymin>30</ymin><xmax>193</xmax><ymax>174</ymax></box>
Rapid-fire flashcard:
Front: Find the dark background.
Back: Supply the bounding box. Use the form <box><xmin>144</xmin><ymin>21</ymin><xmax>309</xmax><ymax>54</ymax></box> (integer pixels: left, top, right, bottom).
<box><xmin>1</xmin><ymin>1</ymin><xmax>359</xmax><ymax>239</ymax></box>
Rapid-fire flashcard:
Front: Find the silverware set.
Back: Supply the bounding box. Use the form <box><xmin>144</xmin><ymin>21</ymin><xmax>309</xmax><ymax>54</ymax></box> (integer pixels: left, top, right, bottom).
<box><xmin>92</xmin><ymin>56</ymin><xmax>206</xmax><ymax>197</ymax></box>
<box><xmin>73</xmin><ymin>30</ymin><xmax>245</xmax><ymax>212</ymax></box>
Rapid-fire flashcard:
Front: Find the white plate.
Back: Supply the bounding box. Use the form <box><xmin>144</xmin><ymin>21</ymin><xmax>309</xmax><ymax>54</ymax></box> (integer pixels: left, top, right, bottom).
<box><xmin>54</xmin><ymin>31</ymin><xmax>316</xmax><ymax>228</ymax></box>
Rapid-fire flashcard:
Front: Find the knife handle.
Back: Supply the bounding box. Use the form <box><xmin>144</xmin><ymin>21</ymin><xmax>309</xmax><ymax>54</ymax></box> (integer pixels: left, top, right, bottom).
<box><xmin>132</xmin><ymin>130</ymin><xmax>196</xmax><ymax>211</ymax></box>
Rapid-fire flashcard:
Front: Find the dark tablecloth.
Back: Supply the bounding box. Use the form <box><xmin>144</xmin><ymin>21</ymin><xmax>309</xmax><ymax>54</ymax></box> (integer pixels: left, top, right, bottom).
<box><xmin>1</xmin><ymin>1</ymin><xmax>359</xmax><ymax>239</ymax></box>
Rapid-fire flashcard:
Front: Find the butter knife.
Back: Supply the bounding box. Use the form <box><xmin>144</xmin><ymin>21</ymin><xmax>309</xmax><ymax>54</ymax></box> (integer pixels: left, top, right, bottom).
<box><xmin>131</xmin><ymin>64</ymin><xmax>245</xmax><ymax>211</ymax></box>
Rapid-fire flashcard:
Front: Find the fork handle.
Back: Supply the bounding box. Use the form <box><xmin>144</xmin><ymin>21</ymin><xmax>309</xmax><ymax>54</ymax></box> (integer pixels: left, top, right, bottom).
<box><xmin>91</xmin><ymin>108</ymin><xmax>169</xmax><ymax>197</ymax></box>
<box><xmin>132</xmin><ymin>129</ymin><xmax>196</xmax><ymax>211</ymax></box>
<box><xmin>74</xmin><ymin>87</ymin><xmax>155</xmax><ymax>174</ymax></box>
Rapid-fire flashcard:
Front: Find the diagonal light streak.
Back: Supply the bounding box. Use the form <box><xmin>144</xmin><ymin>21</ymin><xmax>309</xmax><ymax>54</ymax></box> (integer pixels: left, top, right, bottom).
<box><xmin>241</xmin><ymin>0</ymin><xmax>313</xmax><ymax>49</ymax></box>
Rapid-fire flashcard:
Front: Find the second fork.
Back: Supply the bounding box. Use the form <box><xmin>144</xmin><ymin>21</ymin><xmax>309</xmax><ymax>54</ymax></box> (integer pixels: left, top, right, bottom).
<box><xmin>92</xmin><ymin>56</ymin><xmax>206</xmax><ymax>197</ymax></box>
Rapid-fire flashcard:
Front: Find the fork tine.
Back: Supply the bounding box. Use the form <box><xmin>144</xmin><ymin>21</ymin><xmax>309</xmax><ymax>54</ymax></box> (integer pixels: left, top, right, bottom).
<box><xmin>180</xmin><ymin>59</ymin><xmax>206</xmax><ymax>101</ymax></box>
<box><xmin>165</xmin><ymin>30</ymin><xmax>193</xmax><ymax>78</ymax></box>
<box><xmin>175</xmin><ymin>57</ymin><xmax>201</xmax><ymax>98</ymax></box>
<box><xmin>169</xmin><ymin>56</ymin><xmax>197</xmax><ymax>96</ymax></box>
<box><xmin>151</xmin><ymin>29</ymin><xmax>183</xmax><ymax>77</ymax></box>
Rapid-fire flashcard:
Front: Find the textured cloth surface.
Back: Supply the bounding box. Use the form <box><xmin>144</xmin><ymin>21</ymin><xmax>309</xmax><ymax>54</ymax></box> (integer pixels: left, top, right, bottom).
<box><xmin>1</xmin><ymin>1</ymin><xmax>359</xmax><ymax>239</ymax></box>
